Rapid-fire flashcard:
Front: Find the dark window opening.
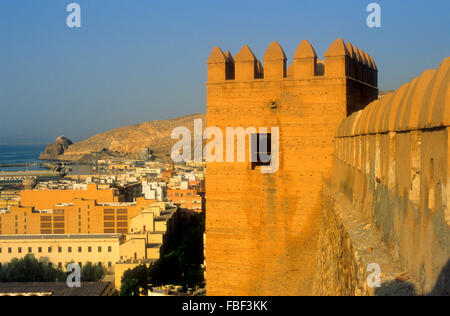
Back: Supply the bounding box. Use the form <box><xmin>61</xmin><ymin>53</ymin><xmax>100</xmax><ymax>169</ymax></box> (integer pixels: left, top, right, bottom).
<box><xmin>251</xmin><ymin>133</ymin><xmax>272</xmax><ymax>169</ymax></box>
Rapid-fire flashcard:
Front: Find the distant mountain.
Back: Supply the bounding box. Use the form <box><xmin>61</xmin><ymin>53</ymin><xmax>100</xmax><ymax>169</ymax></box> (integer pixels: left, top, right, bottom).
<box><xmin>41</xmin><ymin>113</ymin><xmax>205</xmax><ymax>162</ymax></box>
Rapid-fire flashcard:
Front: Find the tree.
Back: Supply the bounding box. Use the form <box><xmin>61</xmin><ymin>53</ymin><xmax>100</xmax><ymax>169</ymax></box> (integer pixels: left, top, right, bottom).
<box><xmin>81</xmin><ymin>262</ymin><xmax>106</xmax><ymax>282</ymax></box>
<box><xmin>119</xmin><ymin>264</ymin><xmax>150</xmax><ymax>296</ymax></box>
<box><xmin>0</xmin><ymin>254</ymin><xmax>65</xmax><ymax>282</ymax></box>
<box><xmin>119</xmin><ymin>211</ymin><xmax>206</xmax><ymax>294</ymax></box>
<box><xmin>120</xmin><ymin>278</ymin><xmax>140</xmax><ymax>296</ymax></box>
<box><xmin>132</xmin><ymin>264</ymin><xmax>151</xmax><ymax>294</ymax></box>
<box><xmin>151</xmin><ymin>211</ymin><xmax>205</xmax><ymax>289</ymax></box>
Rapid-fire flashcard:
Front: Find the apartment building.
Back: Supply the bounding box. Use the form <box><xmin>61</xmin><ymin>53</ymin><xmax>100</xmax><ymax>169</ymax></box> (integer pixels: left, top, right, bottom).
<box><xmin>0</xmin><ymin>234</ymin><xmax>121</xmax><ymax>270</ymax></box>
<box><xmin>167</xmin><ymin>189</ymin><xmax>203</xmax><ymax>212</ymax></box>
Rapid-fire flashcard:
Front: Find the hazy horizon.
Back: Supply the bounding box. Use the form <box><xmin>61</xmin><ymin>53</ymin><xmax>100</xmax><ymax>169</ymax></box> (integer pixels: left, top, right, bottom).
<box><xmin>1</xmin><ymin>0</ymin><xmax>449</xmax><ymax>144</ymax></box>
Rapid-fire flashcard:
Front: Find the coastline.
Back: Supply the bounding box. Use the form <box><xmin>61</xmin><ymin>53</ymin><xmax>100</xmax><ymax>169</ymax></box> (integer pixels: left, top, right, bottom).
<box><xmin>0</xmin><ymin>144</ymin><xmax>46</xmax><ymax>172</ymax></box>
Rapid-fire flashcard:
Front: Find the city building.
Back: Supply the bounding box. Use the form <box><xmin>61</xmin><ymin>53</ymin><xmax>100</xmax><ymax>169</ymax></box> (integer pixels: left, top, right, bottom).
<box><xmin>0</xmin><ymin>234</ymin><xmax>121</xmax><ymax>270</ymax></box>
<box><xmin>0</xmin><ymin>181</ymin><xmax>179</xmax><ymax>279</ymax></box>
<box><xmin>167</xmin><ymin>189</ymin><xmax>203</xmax><ymax>212</ymax></box>
<box><xmin>0</xmin><ymin>185</ymin><xmax>153</xmax><ymax>236</ymax></box>
<box><xmin>108</xmin><ymin>164</ymin><xmax>133</xmax><ymax>171</ymax></box>
<box><xmin>139</xmin><ymin>148</ymin><xmax>151</xmax><ymax>161</ymax></box>
<box><xmin>142</xmin><ymin>181</ymin><xmax>166</xmax><ymax>201</ymax></box>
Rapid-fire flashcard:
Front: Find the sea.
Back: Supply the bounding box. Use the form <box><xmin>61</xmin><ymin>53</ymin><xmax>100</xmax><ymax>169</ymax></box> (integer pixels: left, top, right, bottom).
<box><xmin>0</xmin><ymin>144</ymin><xmax>47</xmax><ymax>172</ymax></box>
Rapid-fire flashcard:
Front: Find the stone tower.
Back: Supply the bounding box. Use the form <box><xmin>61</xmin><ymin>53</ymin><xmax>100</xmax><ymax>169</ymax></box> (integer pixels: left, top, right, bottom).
<box><xmin>206</xmin><ymin>38</ymin><xmax>378</xmax><ymax>295</ymax></box>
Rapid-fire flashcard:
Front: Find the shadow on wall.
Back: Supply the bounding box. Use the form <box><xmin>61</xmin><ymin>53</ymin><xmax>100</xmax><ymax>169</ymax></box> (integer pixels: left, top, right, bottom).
<box><xmin>375</xmin><ymin>260</ymin><xmax>450</xmax><ymax>296</ymax></box>
<box><xmin>375</xmin><ymin>281</ymin><xmax>417</xmax><ymax>296</ymax></box>
<box><xmin>429</xmin><ymin>260</ymin><xmax>450</xmax><ymax>296</ymax></box>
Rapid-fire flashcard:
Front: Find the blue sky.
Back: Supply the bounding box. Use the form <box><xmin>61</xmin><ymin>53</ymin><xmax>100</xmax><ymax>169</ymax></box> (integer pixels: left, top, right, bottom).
<box><xmin>0</xmin><ymin>0</ymin><xmax>449</xmax><ymax>144</ymax></box>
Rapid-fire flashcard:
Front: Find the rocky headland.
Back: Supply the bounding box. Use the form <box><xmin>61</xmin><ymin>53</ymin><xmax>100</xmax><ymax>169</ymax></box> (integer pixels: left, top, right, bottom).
<box><xmin>39</xmin><ymin>113</ymin><xmax>205</xmax><ymax>163</ymax></box>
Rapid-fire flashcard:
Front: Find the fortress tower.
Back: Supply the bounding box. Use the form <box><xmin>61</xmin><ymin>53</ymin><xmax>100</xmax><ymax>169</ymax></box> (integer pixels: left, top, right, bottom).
<box><xmin>206</xmin><ymin>38</ymin><xmax>378</xmax><ymax>295</ymax></box>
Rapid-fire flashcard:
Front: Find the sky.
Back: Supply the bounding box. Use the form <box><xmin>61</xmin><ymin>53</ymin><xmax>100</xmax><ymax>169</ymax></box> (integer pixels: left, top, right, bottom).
<box><xmin>0</xmin><ymin>0</ymin><xmax>449</xmax><ymax>144</ymax></box>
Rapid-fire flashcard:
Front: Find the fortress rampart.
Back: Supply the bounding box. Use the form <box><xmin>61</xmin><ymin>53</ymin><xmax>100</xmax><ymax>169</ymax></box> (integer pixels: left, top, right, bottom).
<box><xmin>206</xmin><ymin>39</ymin><xmax>378</xmax><ymax>295</ymax></box>
<box><xmin>315</xmin><ymin>58</ymin><xmax>450</xmax><ymax>295</ymax></box>
<box><xmin>207</xmin><ymin>39</ymin><xmax>378</xmax><ymax>115</ymax></box>
<box><xmin>207</xmin><ymin>39</ymin><xmax>378</xmax><ymax>85</ymax></box>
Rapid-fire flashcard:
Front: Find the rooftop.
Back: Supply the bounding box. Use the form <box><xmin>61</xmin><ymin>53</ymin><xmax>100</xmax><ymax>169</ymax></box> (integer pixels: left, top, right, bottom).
<box><xmin>0</xmin><ymin>234</ymin><xmax>122</xmax><ymax>240</ymax></box>
<box><xmin>0</xmin><ymin>282</ymin><xmax>113</xmax><ymax>296</ymax></box>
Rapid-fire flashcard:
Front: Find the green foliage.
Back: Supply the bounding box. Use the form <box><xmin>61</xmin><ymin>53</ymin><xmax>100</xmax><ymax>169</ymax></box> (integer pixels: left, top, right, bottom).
<box><xmin>119</xmin><ymin>211</ymin><xmax>206</xmax><ymax>295</ymax></box>
<box><xmin>120</xmin><ymin>264</ymin><xmax>150</xmax><ymax>296</ymax></box>
<box><xmin>0</xmin><ymin>254</ymin><xmax>66</xmax><ymax>282</ymax></box>
<box><xmin>151</xmin><ymin>211</ymin><xmax>205</xmax><ymax>289</ymax></box>
<box><xmin>81</xmin><ymin>262</ymin><xmax>106</xmax><ymax>282</ymax></box>
<box><xmin>132</xmin><ymin>264</ymin><xmax>151</xmax><ymax>292</ymax></box>
<box><xmin>120</xmin><ymin>277</ymin><xmax>140</xmax><ymax>296</ymax></box>
<box><xmin>0</xmin><ymin>256</ymin><xmax>106</xmax><ymax>283</ymax></box>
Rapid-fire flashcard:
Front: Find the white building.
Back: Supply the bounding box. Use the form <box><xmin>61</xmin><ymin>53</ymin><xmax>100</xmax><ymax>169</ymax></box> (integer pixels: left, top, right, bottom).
<box><xmin>142</xmin><ymin>181</ymin><xmax>166</xmax><ymax>202</ymax></box>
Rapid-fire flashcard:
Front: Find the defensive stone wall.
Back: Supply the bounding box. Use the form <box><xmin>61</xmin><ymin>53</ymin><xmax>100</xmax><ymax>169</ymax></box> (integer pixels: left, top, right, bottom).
<box><xmin>206</xmin><ymin>38</ymin><xmax>378</xmax><ymax>295</ymax></box>
<box><xmin>316</xmin><ymin>57</ymin><xmax>450</xmax><ymax>295</ymax></box>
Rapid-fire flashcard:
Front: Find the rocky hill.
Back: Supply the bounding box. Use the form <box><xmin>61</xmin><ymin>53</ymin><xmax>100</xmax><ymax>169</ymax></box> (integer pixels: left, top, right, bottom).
<box><xmin>41</xmin><ymin>114</ymin><xmax>205</xmax><ymax>162</ymax></box>
<box><xmin>39</xmin><ymin>136</ymin><xmax>73</xmax><ymax>160</ymax></box>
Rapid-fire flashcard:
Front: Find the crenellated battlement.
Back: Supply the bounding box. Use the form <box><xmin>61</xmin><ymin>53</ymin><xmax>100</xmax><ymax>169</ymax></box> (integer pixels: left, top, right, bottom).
<box><xmin>207</xmin><ymin>38</ymin><xmax>378</xmax><ymax>88</ymax></box>
<box><xmin>206</xmin><ymin>37</ymin><xmax>380</xmax><ymax>295</ymax></box>
<box><xmin>337</xmin><ymin>57</ymin><xmax>450</xmax><ymax>137</ymax></box>
<box><xmin>206</xmin><ymin>33</ymin><xmax>449</xmax><ymax>295</ymax></box>
<box><xmin>325</xmin><ymin>57</ymin><xmax>450</xmax><ymax>295</ymax></box>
